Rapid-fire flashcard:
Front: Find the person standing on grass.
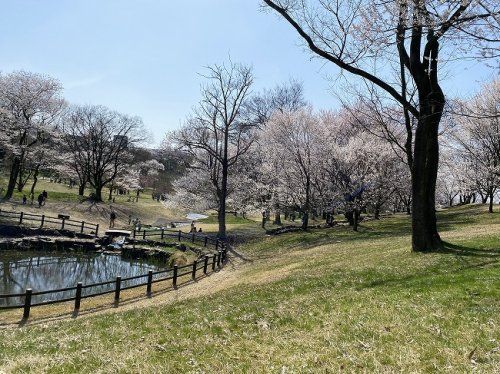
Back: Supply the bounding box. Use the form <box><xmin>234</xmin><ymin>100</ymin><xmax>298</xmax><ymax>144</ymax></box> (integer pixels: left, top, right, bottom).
<box><xmin>22</xmin><ymin>194</ymin><xmax>27</xmax><ymax>205</ymax></box>
<box><xmin>37</xmin><ymin>193</ymin><xmax>44</xmax><ymax>207</ymax></box>
<box><xmin>109</xmin><ymin>209</ymin><xmax>117</xmax><ymax>228</ymax></box>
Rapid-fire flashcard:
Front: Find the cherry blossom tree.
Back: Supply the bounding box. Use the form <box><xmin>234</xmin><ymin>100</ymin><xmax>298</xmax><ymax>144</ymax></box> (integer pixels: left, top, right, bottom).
<box><xmin>263</xmin><ymin>0</ymin><xmax>499</xmax><ymax>251</ymax></box>
<box><xmin>450</xmin><ymin>79</ymin><xmax>499</xmax><ymax>212</ymax></box>
<box><xmin>0</xmin><ymin>71</ymin><xmax>66</xmax><ymax>199</ymax></box>
<box><xmin>261</xmin><ymin>107</ymin><xmax>325</xmax><ymax>229</ymax></box>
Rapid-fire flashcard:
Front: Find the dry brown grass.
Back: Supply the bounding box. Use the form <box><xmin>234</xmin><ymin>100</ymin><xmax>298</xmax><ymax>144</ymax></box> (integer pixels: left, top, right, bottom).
<box><xmin>0</xmin><ymin>205</ymin><xmax>498</xmax><ymax>372</ymax></box>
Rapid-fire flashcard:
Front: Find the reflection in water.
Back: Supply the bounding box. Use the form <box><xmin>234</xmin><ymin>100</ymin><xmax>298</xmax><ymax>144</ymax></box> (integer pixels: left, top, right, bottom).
<box><xmin>0</xmin><ymin>251</ymin><xmax>167</xmax><ymax>306</ymax></box>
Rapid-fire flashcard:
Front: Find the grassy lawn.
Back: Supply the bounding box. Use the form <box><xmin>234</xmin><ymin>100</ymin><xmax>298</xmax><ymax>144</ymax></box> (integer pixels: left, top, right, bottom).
<box><xmin>0</xmin><ymin>205</ymin><xmax>499</xmax><ymax>372</ymax></box>
<box><xmin>0</xmin><ymin>177</ymin><xmax>185</xmax><ymax>230</ymax></box>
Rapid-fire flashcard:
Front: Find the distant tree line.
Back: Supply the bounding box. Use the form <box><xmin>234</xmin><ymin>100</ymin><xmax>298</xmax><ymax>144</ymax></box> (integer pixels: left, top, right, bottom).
<box><xmin>0</xmin><ymin>71</ymin><xmax>182</xmax><ymax>202</ymax></box>
<box><xmin>165</xmin><ymin>61</ymin><xmax>498</xmax><ymax>243</ymax></box>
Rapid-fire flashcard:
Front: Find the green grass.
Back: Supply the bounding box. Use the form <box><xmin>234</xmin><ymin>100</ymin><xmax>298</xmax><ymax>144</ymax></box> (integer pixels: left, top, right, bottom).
<box><xmin>0</xmin><ymin>205</ymin><xmax>499</xmax><ymax>372</ymax></box>
<box><xmin>0</xmin><ymin>175</ymin><xmax>185</xmax><ymax>230</ymax></box>
<box><xmin>199</xmin><ymin>213</ymin><xmax>256</xmax><ymax>225</ymax></box>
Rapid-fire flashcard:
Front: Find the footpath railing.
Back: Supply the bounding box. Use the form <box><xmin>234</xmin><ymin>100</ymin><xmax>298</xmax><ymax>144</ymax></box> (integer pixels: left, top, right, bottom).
<box><xmin>132</xmin><ymin>228</ymin><xmax>223</xmax><ymax>250</ymax></box>
<box><xmin>0</xmin><ymin>247</ymin><xmax>228</xmax><ymax>319</ymax></box>
<box><xmin>0</xmin><ymin>209</ymin><xmax>99</xmax><ymax>236</ymax></box>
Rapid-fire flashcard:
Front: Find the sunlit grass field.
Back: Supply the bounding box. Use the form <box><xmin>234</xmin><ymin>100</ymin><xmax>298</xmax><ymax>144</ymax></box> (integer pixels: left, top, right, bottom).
<box><xmin>0</xmin><ymin>205</ymin><xmax>498</xmax><ymax>372</ymax></box>
<box><xmin>0</xmin><ymin>176</ymin><xmax>185</xmax><ymax>230</ymax></box>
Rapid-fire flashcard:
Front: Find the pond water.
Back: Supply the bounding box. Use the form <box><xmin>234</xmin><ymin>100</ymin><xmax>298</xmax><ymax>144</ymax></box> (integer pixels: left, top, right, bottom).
<box><xmin>186</xmin><ymin>212</ymin><xmax>209</xmax><ymax>221</ymax></box>
<box><xmin>0</xmin><ymin>251</ymin><xmax>167</xmax><ymax>306</ymax></box>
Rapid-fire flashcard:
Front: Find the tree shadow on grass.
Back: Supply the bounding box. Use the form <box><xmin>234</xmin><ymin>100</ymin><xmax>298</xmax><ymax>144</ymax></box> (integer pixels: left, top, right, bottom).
<box><xmin>438</xmin><ymin>241</ymin><xmax>500</xmax><ymax>259</ymax></box>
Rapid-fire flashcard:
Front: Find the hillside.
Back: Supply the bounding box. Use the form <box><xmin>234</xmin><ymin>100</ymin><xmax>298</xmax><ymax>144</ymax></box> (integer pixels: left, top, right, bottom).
<box><xmin>0</xmin><ymin>177</ymin><xmax>186</xmax><ymax>230</ymax></box>
<box><xmin>0</xmin><ymin>205</ymin><xmax>499</xmax><ymax>372</ymax></box>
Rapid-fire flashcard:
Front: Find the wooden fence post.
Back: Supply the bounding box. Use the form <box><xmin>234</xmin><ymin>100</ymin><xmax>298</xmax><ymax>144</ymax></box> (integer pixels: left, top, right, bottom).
<box><xmin>215</xmin><ymin>240</ymin><xmax>219</xmax><ymax>251</ymax></box>
<box><xmin>142</xmin><ymin>230</ymin><xmax>146</xmax><ymax>240</ymax></box>
<box><xmin>80</xmin><ymin>221</ymin><xmax>85</xmax><ymax>233</ymax></box>
<box><xmin>161</xmin><ymin>228</ymin><xmax>164</xmax><ymax>240</ymax></box>
<box><xmin>204</xmin><ymin>236</ymin><xmax>208</xmax><ymax>247</ymax></box>
<box><xmin>23</xmin><ymin>289</ymin><xmax>32</xmax><ymax>319</ymax></box>
<box><xmin>203</xmin><ymin>255</ymin><xmax>209</xmax><ymax>274</ymax></box>
<box><xmin>178</xmin><ymin>230</ymin><xmax>182</xmax><ymax>241</ymax></box>
<box><xmin>19</xmin><ymin>212</ymin><xmax>24</xmax><ymax>225</ymax></box>
<box><xmin>133</xmin><ymin>229</ymin><xmax>136</xmax><ymax>238</ymax></box>
<box><xmin>191</xmin><ymin>232</ymin><xmax>195</xmax><ymax>243</ymax></box>
<box><xmin>75</xmin><ymin>282</ymin><xmax>82</xmax><ymax>310</ymax></box>
<box><xmin>192</xmin><ymin>260</ymin><xmax>197</xmax><ymax>280</ymax></box>
<box><xmin>61</xmin><ymin>218</ymin><xmax>65</xmax><ymax>230</ymax></box>
<box><xmin>95</xmin><ymin>224</ymin><xmax>99</xmax><ymax>236</ymax></box>
<box><xmin>212</xmin><ymin>254</ymin><xmax>216</xmax><ymax>271</ymax></box>
<box><xmin>173</xmin><ymin>265</ymin><xmax>178</xmax><ymax>288</ymax></box>
<box><xmin>147</xmin><ymin>270</ymin><xmax>153</xmax><ymax>294</ymax></box>
<box><xmin>114</xmin><ymin>276</ymin><xmax>121</xmax><ymax>302</ymax></box>
<box><xmin>41</xmin><ymin>215</ymin><xmax>45</xmax><ymax>227</ymax></box>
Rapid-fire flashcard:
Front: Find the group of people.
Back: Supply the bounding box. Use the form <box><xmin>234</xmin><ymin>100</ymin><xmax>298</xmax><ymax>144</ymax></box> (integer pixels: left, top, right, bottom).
<box><xmin>190</xmin><ymin>221</ymin><xmax>202</xmax><ymax>233</ymax></box>
<box><xmin>22</xmin><ymin>190</ymin><xmax>48</xmax><ymax>207</ymax></box>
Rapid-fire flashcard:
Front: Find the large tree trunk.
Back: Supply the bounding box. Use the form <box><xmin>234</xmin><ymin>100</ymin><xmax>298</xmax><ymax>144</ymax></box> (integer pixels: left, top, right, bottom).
<box><xmin>17</xmin><ymin>164</ymin><xmax>24</xmax><ymax>192</ymax></box>
<box><xmin>274</xmin><ymin>211</ymin><xmax>282</xmax><ymax>225</ymax></box>
<box><xmin>488</xmin><ymin>190</ymin><xmax>494</xmax><ymax>213</ymax></box>
<box><xmin>302</xmin><ymin>176</ymin><xmax>311</xmax><ymax>230</ymax></box>
<box><xmin>411</xmin><ymin>90</ymin><xmax>444</xmax><ymax>252</ymax></box>
<box><xmin>29</xmin><ymin>165</ymin><xmax>40</xmax><ymax>196</ymax></box>
<box><xmin>218</xmin><ymin>158</ymin><xmax>229</xmax><ymax>241</ymax></box>
<box><xmin>4</xmin><ymin>157</ymin><xmax>21</xmax><ymax>199</ymax></box>
<box><xmin>78</xmin><ymin>182</ymin><xmax>86</xmax><ymax>196</ymax></box>
<box><xmin>94</xmin><ymin>185</ymin><xmax>103</xmax><ymax>202</ymax></box>
<box><xmin>301</xmin><ymin>212</ymin><xmax>309</xmax><ymax>230</ymax></box>
<box><xmin>218</xmin><ymin>177</ymin><xmax>227</xmax><ymax>240</ymax></box>
<box><xmin>353</xmin><ymin>208</ymin><xmax>359</xmax><ymax>231</ymax></box>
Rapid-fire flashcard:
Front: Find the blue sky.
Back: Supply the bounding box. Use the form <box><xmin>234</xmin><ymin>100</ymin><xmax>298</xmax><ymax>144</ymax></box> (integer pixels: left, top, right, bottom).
<box><xmin>1</xmin><ymin>0</ymin><xmax>495</xmax><ymax>145</ymax></box>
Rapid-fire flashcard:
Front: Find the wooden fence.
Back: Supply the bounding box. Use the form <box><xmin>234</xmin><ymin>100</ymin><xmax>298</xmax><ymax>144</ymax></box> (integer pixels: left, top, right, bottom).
<box><xmin>132</xmin><ymin>228</ymin><xmax>223</xmax><ymax>250</ymax></box>
<box><xmin>0</xmin><ymin>209</ymin><xmax>99</xmax><ymax>236</ymax></box>
<box><xmin>0</xmin><ymin>247</ymin><xmax>228</xmax><ymax>319</ymax></box>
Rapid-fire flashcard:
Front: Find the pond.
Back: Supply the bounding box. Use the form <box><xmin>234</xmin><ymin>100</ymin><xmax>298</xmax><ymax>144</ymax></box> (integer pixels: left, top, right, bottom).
<box><xmin>0</xmin><ymin>250</ymin><xmax>168</xmax><ymax>306</ymax></box>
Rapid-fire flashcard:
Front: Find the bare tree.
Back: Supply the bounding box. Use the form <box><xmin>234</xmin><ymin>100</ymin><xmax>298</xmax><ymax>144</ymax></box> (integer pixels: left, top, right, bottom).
<box><xmin>171</xmin><ymin>62</ymin><xmax>254</xmax><ymax>240</ymax></box>
<box><xmin>249</xmin><ymin>79</ymin><xmax>306</xmax><ymax>124</ymax></box>
<box><xmin>262</xmin><ymin>0</ymin><xmax>499</xmax><ymax>251</ymax></box>
<box><xmin>62</xmin><ymin>105</ymin><xmax>144</xmax><ymax>202</ymax></box>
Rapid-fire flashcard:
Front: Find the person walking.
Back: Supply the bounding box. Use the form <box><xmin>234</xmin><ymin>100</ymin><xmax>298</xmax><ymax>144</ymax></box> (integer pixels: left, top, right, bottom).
<box><xmin>109</xmin><ymin>210</ymin><xmax>117</xmax><ymax>228</ymax></box>
<box><xmin>37</xmin><ymin>193</ymin><xmax>44</xmax><ymax>207</ymax></box>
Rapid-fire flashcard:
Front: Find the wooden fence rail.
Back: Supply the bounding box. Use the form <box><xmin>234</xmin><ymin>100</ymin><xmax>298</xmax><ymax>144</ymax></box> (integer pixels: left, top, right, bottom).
<box><xmin>132</xmin><ymin>228</ymin><xmax>221</xmax><ymax>249</ymax></box>
<box><xmin>0</xmin><ymin>248</ymin><xmax>228</xmax><ymax>319</ymax></box>
<box><xmin>0</xmin><ymin>209</ymin><xmax>99</xmax><ymax>236</ymax></box>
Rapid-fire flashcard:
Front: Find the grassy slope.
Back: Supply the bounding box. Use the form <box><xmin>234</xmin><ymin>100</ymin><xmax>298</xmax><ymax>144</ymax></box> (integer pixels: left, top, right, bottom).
<box><xmin>0</xmin><ymin>177</ymin><xmax>185</xmax><ymax>229</ymax></box>
<box><xmin>0</xmin><ymin>205</ymin><xmax>499</xmax><ymax>372</ymax></box>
